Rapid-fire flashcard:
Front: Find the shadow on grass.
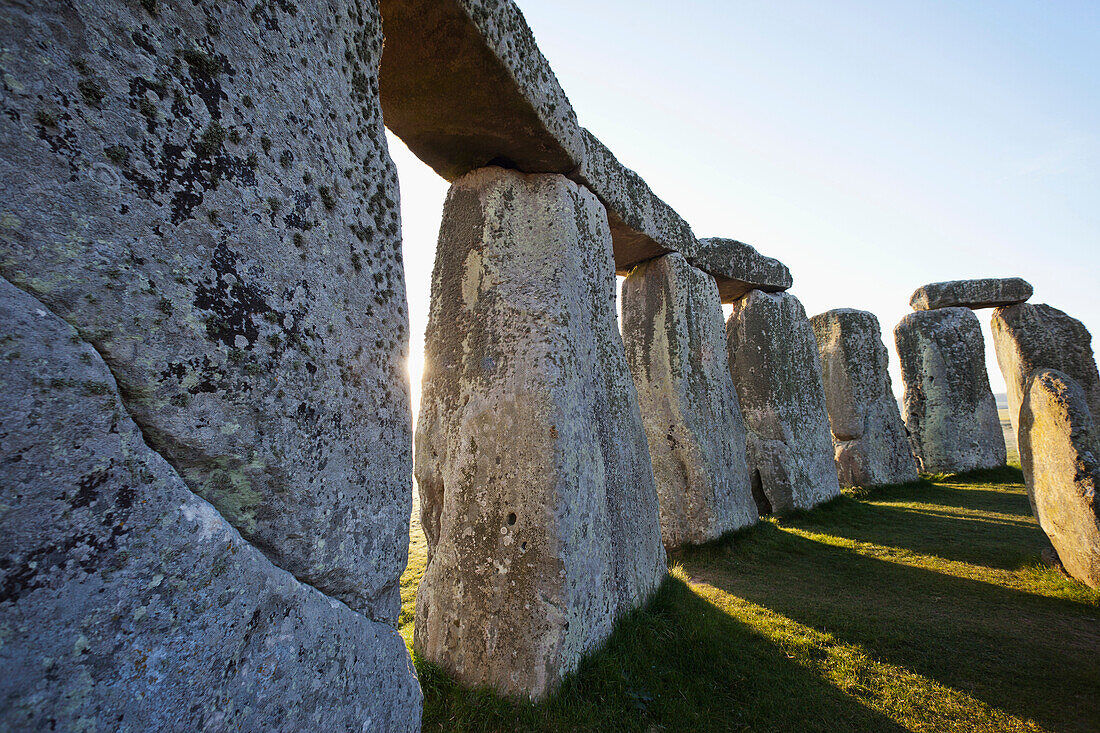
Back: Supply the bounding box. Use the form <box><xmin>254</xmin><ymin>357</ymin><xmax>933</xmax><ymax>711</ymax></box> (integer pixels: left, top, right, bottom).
<box><xmin>683</xmin><ymin>520</ymin><xmax>1100</xmax><ymax>733</ymax></box>
<box><xmin>778</xmin><ymin>490</ymin><xmax>1045</xmax><ymax>571</ymax></box>
<box><xmin>418</xmin><ymin>573</ymin><xmax>909</xmax><ymax>733</ymax></box>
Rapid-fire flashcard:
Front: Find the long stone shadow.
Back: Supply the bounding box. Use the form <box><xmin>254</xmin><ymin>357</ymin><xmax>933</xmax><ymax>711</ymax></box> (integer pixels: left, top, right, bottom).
<box><xmin>684</xmin><ymin>524</ymin><xmax>1100</xmax><ymax>733</ymax></box>
<box><xmin>418</xmin><ymin>574</ymin><xmax>910</xmax><ymax>732</ymax></box>
<box><xmin>792</xmin><ymin>494</ymin><xmax>1047</xmax><ymax>571</ymax></box>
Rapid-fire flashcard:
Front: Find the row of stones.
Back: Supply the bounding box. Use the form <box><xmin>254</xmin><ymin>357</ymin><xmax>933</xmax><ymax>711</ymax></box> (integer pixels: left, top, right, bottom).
<box><xmin>895</xmin><ymin>277</ymin><xmax>1100</xmax><ymax>589</ymax></box>
<box><xmin>411</xmin><ymin>166</ymin><xmax>922</xmax><ymax>699</ymax></box>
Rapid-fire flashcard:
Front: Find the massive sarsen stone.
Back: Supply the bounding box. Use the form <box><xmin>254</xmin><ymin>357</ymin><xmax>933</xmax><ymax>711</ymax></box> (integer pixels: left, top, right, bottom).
<box><xmin>414</xmin><ymin>167</ymin><xmax>666</xmax><ymax>698</ymax></box>
<box><xmin>622</xmin><ymin>253</ymin><xmax>757</xmax><ymax>548</ymax></box>
<box><xmin>1019</xmin><ymin>370</ymin><xmax>1100</xmax><ymax>589</ymax></box>
<box><xmin>811</xmin><ymin>309</ymin><xmax>918</xmax><ymax>487</ymax></box>
<box><xmin>894</xmin><ymin>308</ymin><xmax>1006</xmax><ymax>473</ymax></box>
<box><xmin>725</xmin><ymin>290</ymin><xmax>841</xmax><ymax>512</ymax></box>
<box><xmin>909</xmin><ymin>277</ymin><xmax>1033</xmax><ymax>311</ymax></box>
<box><xmin>991</xmin><ymin>303</ymin><xmax>1100</xmax><ymax>442</ymax></box>
<box><xmin>0</xmin><ymin>0</ymin><xmax>409</xmax><ymax>620</ymax></box>
<box><xmin>0</xmin><ymin>279</ymin><xmax>421</xmax><ymax>730</ymax></box>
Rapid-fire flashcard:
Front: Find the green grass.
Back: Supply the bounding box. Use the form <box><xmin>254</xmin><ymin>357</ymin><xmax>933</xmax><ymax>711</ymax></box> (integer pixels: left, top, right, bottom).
<box><xmin>400</xmin><ymin>468</ymin><xmax>1100</xmax><ymax>732</ymax></box>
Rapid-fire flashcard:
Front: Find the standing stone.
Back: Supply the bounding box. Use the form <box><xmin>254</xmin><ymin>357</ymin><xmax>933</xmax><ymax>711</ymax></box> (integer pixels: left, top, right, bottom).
<box><xmin>909</xmin><ymin>277</ymin><xmax>1033</xmax><ymax>311</ymax></box>
<box><xmin>811</xmin><ymin>309</ymin><xmax>918</xmax><ymax>487</ymax></box>
<box><xmin>894</xmin><ymin>308</ymin><xmax>1006</xmax><ymax>473</ymax></box>
<box><xmin>991</xmin><ymin>303</ymin><xmax>1100</xmax><ymax>442</ymax></box>
<box><xmin>0</xmin><ymin>0</ymin><xmax>409</xmax><ymax>620</ymax></box>
<box><xmin>414</xmin><ymin>167</ymin><xmax>666</xmax><ymax>699</ymax></box>
<box><xmin>1019</xmin><ymin>370</ymin><xmax>1100</xmax><ymax>589</ymax></box>
<box><xmin>0</xmin><ymin>279</ymin><xmax>421</xmax><ymax>730</ymax></box>
<box><xmin>622</xmin><ymin>253</ymin><xmax>757</xmax><ymax>548</ymax></box>
<box><xmin>725</xmin><ymin>290</ymin><xmax>841</xmax><ymax>512</ymax></box>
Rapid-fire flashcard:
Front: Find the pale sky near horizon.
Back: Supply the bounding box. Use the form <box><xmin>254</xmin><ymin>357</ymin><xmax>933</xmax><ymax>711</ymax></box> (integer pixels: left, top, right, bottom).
<box><xmin>388</xmin><ymin>0</ymin><xmax>1100</xmax><ymax>421</ymax></box>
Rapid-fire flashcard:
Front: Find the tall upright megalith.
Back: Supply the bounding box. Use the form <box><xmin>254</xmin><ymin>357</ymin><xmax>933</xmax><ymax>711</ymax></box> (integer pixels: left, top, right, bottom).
<box><xmin>414</xmin><ymin>167</ymin><xmax>666</xmax><ymax>699</ymax></box>
<box><xmin>622</xmin><ymin>253</ymin><xmax>757</xmax><ymax>548</ymax></box>
<box><xmin>895</xmin><ymin>308</ymin><xmax>1006</xmax><ymax>473</ymax></box>
<box><xmin>1019</xmin><ymin>369</ymin><xmax>1100</xmax><ymax>589</ymax></box>
<box><xmin>0</xmin><ymin>0</ymin><xmax>419</xmax><ymax>725</ymax></box>
<box><xmin>725</xmin><ymin>290</ymin><xmax>840</xmax><ymax>512</ymax></box>
<box><xmin>811</xmin><ymin>309</ymin><xmax>917</xmax><ymax>487</ymax></box>
<box><xmin>0</xmin><ymin>279</ymin><xmax>422</xmax><ymax>730</ymax></box>
<box><xmin>991</xmin><ymin>303</ymin><xmax>1100</xmax><ymax>441</ymax></box>
<box><xmin>0</xmin><ymin>0</ymin><xmax>411</xmax><ymax>622</ymax></box>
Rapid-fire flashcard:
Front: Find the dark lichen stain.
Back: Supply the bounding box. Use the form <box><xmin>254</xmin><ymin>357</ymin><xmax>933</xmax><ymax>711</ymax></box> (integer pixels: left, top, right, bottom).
<box><xmin>193</xmin><ymin>241</ymin><xmax>275</xmax><ymax>350</ymax></box>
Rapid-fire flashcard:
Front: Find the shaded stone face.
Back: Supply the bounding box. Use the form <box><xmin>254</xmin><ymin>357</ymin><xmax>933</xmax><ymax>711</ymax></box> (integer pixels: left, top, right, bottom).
<box><xmin>991</xmin><ymin>303</ymin><xmax>1100</xmax><ymax>444</ymax></box>
<box><xmin>693</xmin><ymin>238</ymin><xmax>793</xmax><ymax>303</ymax></box>
<box><xmin>909</xmin><ymin>277</ymin><xmax>1033</xmax><ymax>311</ymax></box>
<box><xmin>725</xmin><ymin>290</ymin><xmax>840</xmax><ymax>512</ymax></box>
<box><xmin>810</xmin><ymin>309</ymin><xmax>917</xmax><ymax>487</ymax></box>
<box><xmin>1019</xmin><ymin>370</ymin><xmax>1100</xmax><ymax>589</ymax></box>
<box><xmin>413</xmin><ymin>167</ymin><xmax>666</xmax><ymax>699</ymax></box>
<box><xmin>894</xmin><ymin>308</ymin><xmax>1006</xmax><ymax>473</ymax></box>
<box><xmin>0</xmin><ymin>0</ymin><xmax>410</xmax><ymax>620</ymax></box>
<box><xmin>0</xmin><ymin>280</ymin><xmax>421</xmax><ymax>731</ymax></box>
<box><xmin>622</xmin><ymin>253</ymin><xmax>757</xmax><ymax>548</ymax></box>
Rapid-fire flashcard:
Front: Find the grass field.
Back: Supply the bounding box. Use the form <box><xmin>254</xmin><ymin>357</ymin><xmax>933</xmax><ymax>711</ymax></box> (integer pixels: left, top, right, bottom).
<box><xmin>399</xmin><ymin>468</ymin><xmax>1100</xmax><ymax>732</ymax></box>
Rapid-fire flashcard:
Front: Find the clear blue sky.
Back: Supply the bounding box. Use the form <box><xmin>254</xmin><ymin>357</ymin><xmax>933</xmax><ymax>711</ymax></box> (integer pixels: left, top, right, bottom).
<box><xmin>390</xmin><ymin>0</ymin><xmax>1100</xmax><ymax>417</ymax></box>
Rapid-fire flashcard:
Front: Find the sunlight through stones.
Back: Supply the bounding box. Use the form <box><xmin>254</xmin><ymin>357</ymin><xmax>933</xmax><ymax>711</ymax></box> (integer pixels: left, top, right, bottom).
<box><xmin>413</xmin><ymin>167</ymin><xmax>666</xmax><ymax>699</ymax></box>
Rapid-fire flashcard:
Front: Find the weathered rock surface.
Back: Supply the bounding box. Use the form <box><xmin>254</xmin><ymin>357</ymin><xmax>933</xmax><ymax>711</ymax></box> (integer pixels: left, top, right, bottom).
<box><xmin>894</xmin><ymin>308</ymin><xmax>1006</xmax><ymax>473</ymax></box>
<box><xmin>991</xmin><ymin>303</ymin><xmax>1100</xmax><ymax>441</ymax></box>
<box><xmin>909</xmin><ymin>277</ymin><xmax>1033</xmax><ymax>311</ymax></box>
<box><xmin>810</xmin><ymin>309</ymin><xmax>918</xmax><ymax>487</ymax></box>
<box><xmin>0</xmin><ymin>0</ymin><xmax>410</xmax><ymax>620</ymax></box>
<box><xmin>725</xmin><ymin>290</ymin><xmax>841</xmax><ymax>512</ymax></box>
<box><xmin>622</xmin><ymin>253</ymin><xmax>757</xmax><ymax>548</ymax></box>
<box><xmin>414</xmin><ymin>167</ymin><xmax>666</xmax><ymax>699</ymax></box>
<box><xmin>694</xmin><ymin>238</ymin><xmax>793</xmax><ymax>303</ymax></box>
<box><xmin>1019</xmin><ymin>369</ymin><xmax>1100</xmax><ymax>589</ymax></box>
<box><xmin>0</xmin><ymin>278</ymin><xmax>421</xmax><ymax>730</ymax></box>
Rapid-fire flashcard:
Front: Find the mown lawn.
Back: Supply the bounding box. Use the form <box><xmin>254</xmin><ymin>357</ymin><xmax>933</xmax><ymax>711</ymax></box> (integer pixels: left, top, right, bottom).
<box><xmin>399</xmin><ymin>468</ymin><xmax>1100</xmax><ymax>732</ymax></box>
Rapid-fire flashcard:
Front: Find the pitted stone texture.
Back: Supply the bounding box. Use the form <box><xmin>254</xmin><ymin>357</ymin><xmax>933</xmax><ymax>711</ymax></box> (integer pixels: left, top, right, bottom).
<box><xmin>1019</xmin><ymin>370</ymin><xmax>1100</xmax><ymax>589</ymax></box>
<box><xmin>895</xmin><ymin>308</ymin><xmax>1006</xmax><ymax>473</ymax></box>
<box><xmin>0</xmin><ymin>0</ymin><xmax>410</xmax><ymax>620</ymax></box>
<box><xmin>414</xmin><ymin>167</ymin><xmax>666</xmax><ymax>699</ymax></box>
<box><xmin>622</xmin><ymin>253</ymin><xmax>757</xmax><ymax>548</ymax></box>
<box><xmin>810</xmin><ymin>309</ymin><xmax>918</xmax><ymax>487</ymax></box>
<box><xmin>725</xmin><ymin>290</ymin><xmax>841</xmax><ymax>512</ymax></box>
<box><xmin>379</xmin><ymin>0</ymin><xmax>584</xmax><ymax>180</ymax></box>
<box><xmin>693</xmin><ymin>238</ymin><xmax>793</xmax><ymax>303</ymax></box>
<box><xmin>909</xmin><ymin>277</ymin><xmax>1033</xmax><ymax>311</ymax></box>
<box><xmin>0</xmin><ymin>279</ymin><xmax>421</xmax><ymax>731</ymax></box>
<box><xmin>991</xmin><ymin>303</ymin><xmax>1100</xmax><ymax>442</ymax></box>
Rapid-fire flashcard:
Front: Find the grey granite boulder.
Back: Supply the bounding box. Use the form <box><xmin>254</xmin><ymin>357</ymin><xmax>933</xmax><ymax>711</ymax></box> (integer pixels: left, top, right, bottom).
<box><xmin>894</xmin><ymin>308</ymin><xmax>1006</xmax><ymax>473</ymax></box>
<box><xmin>622</xmin><ymin>253</ymin><xmax>757</xmax><ymax>548</ymax></box>
<box><xmin>0</xmin><ymin>0</ymin><xmax>410</xmax><ymax>620</ymax></box>
<box><xmin>693</xmin><ymin>238</ymin><xmax>793</xmax><ymax>303</ymax></box>
<box><xmin>0</xmin><ymin>278</ymin><xmax>421</xmax><ymax>730</ymax></box>
<box><xmin>725</xmin><ymin>290</ymin><xmax>841</xmax><ymax>512</ymax></box>
<box><xmin>1019</xmin><ymin>370</ymin><xmax>1100</xmax><ymax>589</ymax></box>
<box><xmin>909</xmin><ymin>277</ymin><xmax>1033</xmax><ymax>311</ymax></box>
<box><xmin>811</xmin><ymin>309</ymin><xmax>918</xmax><ymax>487</ymax></box>
<box><xmin>991</xmin><ymin>303</ymin><xmax>1100</xmax><ymax>442</ymax></box>
<box><xmin>414</xmin><ymin>167</ymin><xmax>666</xmax><ymax>699</ymax></box>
